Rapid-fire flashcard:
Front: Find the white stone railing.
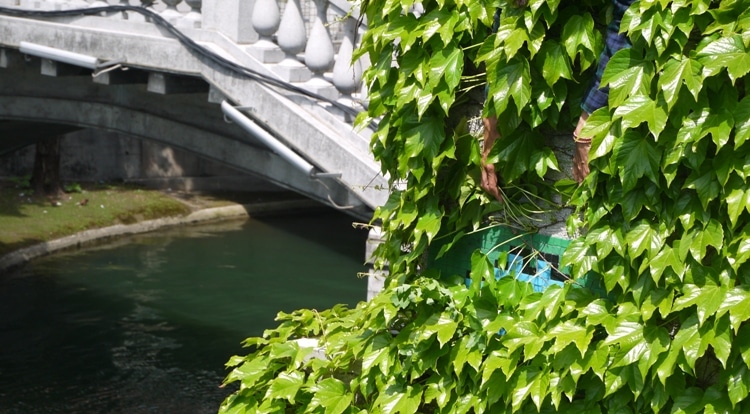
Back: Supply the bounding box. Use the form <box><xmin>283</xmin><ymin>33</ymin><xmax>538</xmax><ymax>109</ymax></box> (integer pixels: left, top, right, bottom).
<box><xmin>2</xmin><ymin>0</ymin><xmax>367</xmax><ymax>108</ymax></box>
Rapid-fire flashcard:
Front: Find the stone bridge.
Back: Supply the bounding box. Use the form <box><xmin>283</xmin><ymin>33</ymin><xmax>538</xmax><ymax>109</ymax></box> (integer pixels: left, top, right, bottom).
<box><xmin>0</xmin><ymin>0</ymin><xmax>389</xmax><ymax>220</ymax></box>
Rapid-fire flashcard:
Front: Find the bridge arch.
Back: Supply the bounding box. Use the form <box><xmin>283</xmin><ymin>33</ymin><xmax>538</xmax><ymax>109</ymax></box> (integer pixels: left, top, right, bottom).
<box><xmin>0</xmin><ymin>55</ymin><xmax>372</xmax><ymax>218</ymax></box>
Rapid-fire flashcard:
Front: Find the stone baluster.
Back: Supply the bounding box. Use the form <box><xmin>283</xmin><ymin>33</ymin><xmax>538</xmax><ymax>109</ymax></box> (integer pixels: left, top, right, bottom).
<box><xmin>273</xmin><ymin>0</ymin><xmax>311</xmax><ymax>82</ymax></box>
<box><xmin>247</xmin><ymin>0</ymin><xmax>284</xmax><ymax>63</ymax></box>
<box><xmin>181</xmin><ymin>0</ymin><xmax>202</xmax><ymax>28</ymax></box>
<box><xmin>65</xmin><ymin>0</ymin><xmax>89</xmax><ymax>10</ymax></box>
<box><xmin>332</xmin><ymin>16</ymin><xmax>363</xmax><ymax>99</ymax></box>
<box><xmin>117</xmin><ymin>0</ymin><xmax>131</xmax><ymax>19</ymax></box>
<box><xmin>161</xmin><ymin>0</ymin><xmax>183</xmax><ymax>25</ymax></box>
<box><xmin>302</xmin><ymin>0</ymin><xmax>336</xmax><ymax>100</ymax></box>
<box><xmin>201</xmin><ymin>0</ymin><xmax>258</xmax><ymax>44</ymax></box>
<box><xmin>19</xmin><ymin>0</ymin><xmax>41</xmax><ymax>10</ymax></box>
<box><xmin>87</xmin><ymin>0</ymin><xmax>109</xmax><ymax>16</ymax></box>
<box><xmin>46</xmin><ymin>0</ymin><xmax>70</xmax><ymax>10</ymax></box>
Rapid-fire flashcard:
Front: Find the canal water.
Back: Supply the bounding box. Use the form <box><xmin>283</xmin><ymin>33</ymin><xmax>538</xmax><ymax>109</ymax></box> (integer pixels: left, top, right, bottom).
<box><xmin>0</xmin><ymin>211</ymin><xmax>369</xmax><ymax>413</ymax></box>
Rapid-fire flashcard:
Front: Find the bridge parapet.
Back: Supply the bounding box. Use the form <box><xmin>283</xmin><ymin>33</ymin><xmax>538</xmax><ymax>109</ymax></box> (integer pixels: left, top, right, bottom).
<box><xmin>0</xmin><ymin>0</ymin><xmax>388</xmax><ymax>219</ymax></box>
<box><xmin>3</xmin><ymin>0</ymin><xmax>367</xmax><ymax>105</ymax></box>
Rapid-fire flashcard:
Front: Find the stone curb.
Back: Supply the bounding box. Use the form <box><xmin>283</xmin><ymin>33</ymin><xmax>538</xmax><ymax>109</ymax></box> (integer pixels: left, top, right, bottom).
<box><xmin>0</xmin><ymin>199</ymin><xmax>322</xmax><ymax>272</ymax></box>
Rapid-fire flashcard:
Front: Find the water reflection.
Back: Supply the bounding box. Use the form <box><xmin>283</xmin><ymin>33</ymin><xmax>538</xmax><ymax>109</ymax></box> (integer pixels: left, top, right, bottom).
<box><xmin>0</xmin><ymin>211</ymin><xmax>368</xmax><ymax>413</ymax></box>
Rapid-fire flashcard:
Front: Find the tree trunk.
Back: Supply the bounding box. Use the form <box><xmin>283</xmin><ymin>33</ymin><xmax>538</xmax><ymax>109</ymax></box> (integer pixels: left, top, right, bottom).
<box><xmin>30</xmin><ymin>135</ymin><xmax>64</xmax><ymax>199</ymax></box>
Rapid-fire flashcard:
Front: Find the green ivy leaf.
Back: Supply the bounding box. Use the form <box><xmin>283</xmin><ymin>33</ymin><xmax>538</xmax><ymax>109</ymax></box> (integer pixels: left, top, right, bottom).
<box><xmin>561</xmin><ymin>238</ymin><xmax>596</xmax><ymax>278</ymax></box>
<box><xmin>612</xmin><ymin>94</ymin><xmax>668</xmax><ymax>138</ymax></box>
<box><xmin>734</xmin><ymin>96</ymin><xmax>750</xmax><ymax>147</ymax></box>
<box><xmin>311</xmin><ymin>378</ymin><xmax>352</xmax><ymax>414</ymax></box>
<box><xmin>627</xmin><ymin>6</ymin><xmax>662</xmax><ymax>46</ymax></box>
<box><xmin>625</xmin><ymin>220</ymin><xmax>664</xmax><ymax>260</ymax></box>
<box><xmin>670</xmin><ymin>387</ymin><xmax>705</xmax><ymax>414</ymax></box>
<box><xmin>561</xmin><ymin>13</ymin><xmax>600</xmax><ymax>71</ymax></box>
<box><xmin>600</xmin><ymin>49</ymin><xmax>653</xmax><ymax>108</ymax></box>
<box><xmin>585</xmin><ymin>224</ymin><xmax>625</xmax><ymax>258</ymax></box>
<box><xmin>495</xmin><ymin>20</ymin><xmax>530</xmax><ymax>59</ymax></box>
<box><xmin>587</xmin><ymin>110</ymin><xmax>618</xmax><ymax>162</ymax></box>
<box><xmin>703</xmin><ymin>108</ymin><xmax>734</xmax><ymax>149</ymax></box>
<box><xmin>422</xmin><ymin>311</ymin><xmax>459</xmax><ymax>348</ymax></box>
<box><xmin>497</xmin><ymin>130</ymin><xmax>536</xmax><ymax>181</ymax></box>
<box><xmin>546</xmin><ymin>321</ymin><xmax>593</xmax><ymax>357</ymax></box>
<box><xmin>581</xmin><ymin>299</ymin><xmax>614</xmax><ymax>326</ymax></box>
<box><xmin>705</xmin><ymin>314</ymin><xmax>732</xmax><ymax>368</ymax></box>
<box><xmin>428</xmin><ymin>43</ymin><xmax>463</xmax><ymax>92</ymax></box>
<box><xmin>684</xmin><ymin>169</ymin><xmax>721</xmax><ymax>211</ymax></box>
<box><xmin>729</xmin><ymin>225</ymin><xmax>750</xmax><ymax>272</ymax></box>
<box><xmin>362</xmin><ymin>333</ymin><xmax>391</xmax><ymax>372</ymax></box>
<box><xmin>656</xmin><ymin>316</ymin><xmax>700</xmax><ymax>383</ymax></box>
<box><xmin>680</xmin><ymin>219</ymin><xmax>724</xmax><ymax>263</ymax></box>
<box><xmin>503</xmin><ymin>320</ymin><xmax>542</xmax><ymax>355</ymax></box>
<box><xmin>696</xmin><ymin>284</ymin><xmax>729</xmax><ymax>326</ymax></box>
<box><xmin>375</xmin><ymin>384</ymin><xmax>422</xmax><ymax>414</ymax></box>
<box><xmin>603</xmin><ymin>320</ymin><xmax>644</xmax><ymax>350</ymax></box>
<box><xmin>537</xmin><ymin>40</ymin><xmax>573</xmax><ymax>87</ymax></box>
<box><xmin>511</xmin><ymin>367</ymin><xmax>543</xmax><ymax>412</ymax></box>
<box><xmin>727</xmin><ymin>363</ymin><xmax>750</xmax><ymax>407</ymax></box>
<box><xmin>735</xmin><ymin>323</ymin><xmax>750</xmax><ymax>368</ymax></box>
<box><xmin>726</xmin><ymin>186</ymin><xmax>750</xmax><ymax>228</ymax></box>
<box><xmin>265</xmin><ymin>371</ymin><xmax>305</xmax><ymax>404</ymax></box>
<box><xmin>419</xmin><ymin>8</ymin><xmax>454</xmax><ymax>45</ymax></box>
<box><xmin>470</xmin><ymin>249</ymin><xmax>494</xmax><ymax>292</ymax></box>
<box><xmin>489</xmin><ymin>58</ymin><xmax>531</xmax><ymax>116</ymax></box>
<box><xmin>414</xmin><ymin>196</ymin><xmax>442</xmax><ymax>244</ymax></box>
<box><xmin>696</xmin><ymin>35</ymin><xmax>750</xmax><ymax>82</ymax></box>
<box><xmin>657</xmin><ymin>56</ymin><xmax>703</xmax><ymax>109</ymax></box>
<box><xmin>649</xmin><ymin>245</ymin><xmax>685</xmax><ymax>284</ymax></box>
<box><xmin>613</xmin><ymin>131</ymin><xmax>661</xmax><ymax>192</ymax></box>
<box><xmin>721</xmin><ymin>286</ymin><xmax>750</xmax><ymax>332</ymax></box>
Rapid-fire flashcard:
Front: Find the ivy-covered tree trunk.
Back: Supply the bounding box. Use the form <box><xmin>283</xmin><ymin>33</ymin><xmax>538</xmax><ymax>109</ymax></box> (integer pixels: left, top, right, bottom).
<box><xmin>30</xmin><ymin>135</ymin><xmax>64</xmax><ymax>198</ymax></box>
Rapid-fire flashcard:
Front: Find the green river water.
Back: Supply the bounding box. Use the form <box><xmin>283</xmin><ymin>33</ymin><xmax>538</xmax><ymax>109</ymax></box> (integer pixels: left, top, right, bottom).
<box><xmin>0</xmin><ymin>211</ymin><xmax>369</xmax><ymax>413</ymax></box>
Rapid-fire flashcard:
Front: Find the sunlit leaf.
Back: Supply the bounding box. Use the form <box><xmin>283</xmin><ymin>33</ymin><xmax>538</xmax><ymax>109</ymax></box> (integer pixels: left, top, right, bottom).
<box><xmin>489</xmin><ymin>58</ymin><xmax>531</xmax><ymax>116</ymax></box>
<box><xmin>600</xmin><ymin>49</ymin><xmax>653</xmax><ymax>108</ymax></box>
<box><xmin>547</xmin><ymin>321</ymin><xmax>592</xmax><ymax>357</ymax></box>
<box><xmin>625</xmin><ymin>220</ymin><xmax>664</xmax><ymax>260</ymax></box>
<box><xmin>612</xmin><ymin>94</ymin><xmax>667</xmax><ymax>138</ymax></box>
<box><xmin>311</xmin><ymin>378</ymin><xmax>352</xmax><ymax>414</ymax></box>
<box><xmin>733</xmin><ymin>96</ymin><xmax>750</xmax><ymax>147</ymax></box>
<box><xmin>429</xmin><ymin>43</ymin><xmax>464</xmax><ymax>91</ymax></box>
<box><xmin>561</xmin><ymin>13</ymin><xmax>600</xmax><ymax>70</ymax></box>
<box><xmin>265</xmin><ymin>371</ymin><xmax>305</xmax><ymax>404</ymax></box>
<box><xmin>537</xmin><ymin>40</ymin><xmax>573</xmax><ymax>87</ymax></box>
<box><xmin>422</xmin><ymin>311</ymin><xmax>459</xmax><ymax>348</ymax></box>
<box><xmin>657</xmin><ymin>56</ymin><xmax>703</xmax><ymax>109</ymax></box>
<box><xmin>728</xmin><ymin>364</ymin><xmax>750</xmax><ymax>406</ymax></box>
<box><xmin>696</xmin><ymin>35</ymin><xmax>750</xmax><ymax>82</ymax></box>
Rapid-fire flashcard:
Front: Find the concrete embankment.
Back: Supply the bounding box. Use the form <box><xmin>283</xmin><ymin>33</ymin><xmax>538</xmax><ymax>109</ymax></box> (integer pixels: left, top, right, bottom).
<box><xmin>0</xmin><ymin>199</ymin><xmax>323</xmax><ymax>272</ymax></box>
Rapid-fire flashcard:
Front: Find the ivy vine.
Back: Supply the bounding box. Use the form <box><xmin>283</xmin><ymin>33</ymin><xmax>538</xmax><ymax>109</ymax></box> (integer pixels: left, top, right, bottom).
<box><xmin>218</xmin><ymin>0</ymin><xmax>750</xmax><ymax>412</ymax></box>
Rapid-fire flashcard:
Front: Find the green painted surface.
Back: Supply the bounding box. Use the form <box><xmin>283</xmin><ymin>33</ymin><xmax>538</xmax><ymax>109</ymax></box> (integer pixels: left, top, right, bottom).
<box><xmin>427</xmin><ymin>225</ymin><xmax>605</xmax><ymax>295</ymax></box>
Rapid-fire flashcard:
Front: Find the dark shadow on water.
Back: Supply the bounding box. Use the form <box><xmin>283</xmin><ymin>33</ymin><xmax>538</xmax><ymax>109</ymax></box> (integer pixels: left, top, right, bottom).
<box><xmin>0</xmin><ymin>263</ymin><xmax>241</xmax><ymax>414</ymax></box>
<box><xmin>252</xmin><ymin>208</ymin><xmax>370</xmax><ymax>262</ymax></box>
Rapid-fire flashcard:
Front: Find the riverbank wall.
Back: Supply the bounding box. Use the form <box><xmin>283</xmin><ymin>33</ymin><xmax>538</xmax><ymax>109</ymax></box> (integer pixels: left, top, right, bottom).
<box><xmin>0</xmin><ymin>198</ymin><xmax>324</xmax><ymax>272</ymax></box>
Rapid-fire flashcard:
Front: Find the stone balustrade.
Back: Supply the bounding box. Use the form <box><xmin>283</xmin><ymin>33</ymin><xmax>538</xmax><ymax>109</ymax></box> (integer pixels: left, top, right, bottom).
<box><xmin>1</xmin><ymin>0</ymin><xmax>367</xmax><ymax>109</ymax></box>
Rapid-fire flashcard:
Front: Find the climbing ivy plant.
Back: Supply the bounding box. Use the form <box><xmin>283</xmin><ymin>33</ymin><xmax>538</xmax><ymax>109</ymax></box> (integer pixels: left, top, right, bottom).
<box><xmin>218</xmin><ymin>0</ymin><xmax>750</xmax><ymax>412</ymax></box>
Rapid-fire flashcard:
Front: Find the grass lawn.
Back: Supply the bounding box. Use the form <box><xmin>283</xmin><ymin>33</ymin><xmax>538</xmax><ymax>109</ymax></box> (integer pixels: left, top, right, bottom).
<box><xmin>0</xmin><ymin>180</ymin><xmax>192</xmax><ymax>257</ymax></box>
